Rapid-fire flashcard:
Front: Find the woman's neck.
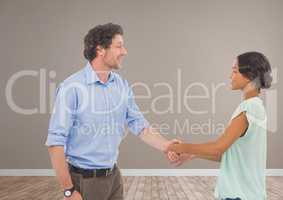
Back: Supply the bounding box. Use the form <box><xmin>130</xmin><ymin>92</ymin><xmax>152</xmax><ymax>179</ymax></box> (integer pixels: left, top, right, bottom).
<box><xmin>242</xmin><ymin>83</ymin><xmax>259</xmax><ymax>100</ymax></box>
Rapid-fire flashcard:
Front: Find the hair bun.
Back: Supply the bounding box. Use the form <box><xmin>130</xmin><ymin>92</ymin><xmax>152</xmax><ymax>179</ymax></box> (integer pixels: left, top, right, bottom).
<box><xmin>261</xmin><ymin>71</ymin><xmax>273</xmax><ymax>89</ymax></box>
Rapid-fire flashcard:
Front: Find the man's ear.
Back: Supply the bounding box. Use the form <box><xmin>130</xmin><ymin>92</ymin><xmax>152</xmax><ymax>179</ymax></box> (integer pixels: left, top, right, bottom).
<box><xmin>96</xmin><ymin>45</ymin><xmax>105</xmax><ymax>57</ymax></box>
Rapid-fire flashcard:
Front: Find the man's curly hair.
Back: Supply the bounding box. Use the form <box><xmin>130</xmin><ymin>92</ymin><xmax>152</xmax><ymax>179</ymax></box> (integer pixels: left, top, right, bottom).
<box><xmin>83</xmin><ymin>23</ymin><xmax>123</xmax><ymax>62</ymax></box>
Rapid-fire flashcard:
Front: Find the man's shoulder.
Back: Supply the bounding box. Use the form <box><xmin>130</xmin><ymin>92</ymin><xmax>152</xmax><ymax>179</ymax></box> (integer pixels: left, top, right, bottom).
<box><xmin>61</xmin><ymin>68</ymin><xmax>86</xmax><ymax>86</ymax></box>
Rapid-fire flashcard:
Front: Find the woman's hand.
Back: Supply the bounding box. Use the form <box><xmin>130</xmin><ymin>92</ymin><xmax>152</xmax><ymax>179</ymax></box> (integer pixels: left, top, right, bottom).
<box><xmin>168</xmin><ymin>143</ymin><xmax>188</xmax><ymax>154</ymax></box>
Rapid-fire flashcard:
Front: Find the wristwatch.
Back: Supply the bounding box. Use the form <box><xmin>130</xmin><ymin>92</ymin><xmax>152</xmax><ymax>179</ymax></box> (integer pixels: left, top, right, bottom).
<box><xmin>64</xmin><ymin>186</ymin><xmax>75</xmax><ymax>198</ymax></box>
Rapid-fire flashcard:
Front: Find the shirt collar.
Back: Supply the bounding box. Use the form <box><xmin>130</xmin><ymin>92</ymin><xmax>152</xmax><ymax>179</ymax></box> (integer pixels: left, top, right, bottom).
<box><xmin>84</xmin><ymin>62</ymin><xmax>115</xmax><ymax>85</ymax></box>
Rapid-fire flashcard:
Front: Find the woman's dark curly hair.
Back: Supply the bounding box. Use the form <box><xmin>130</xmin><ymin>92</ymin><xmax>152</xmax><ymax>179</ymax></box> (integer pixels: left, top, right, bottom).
<box><xmin>83</xmin><ymin>23</ymin><xmax>123</xmax><ymax>62</ymax></box>
<box><xmin>237</xmin><ymin>51</ymin><xmax>273</xmax><ymax>89</ymax></box>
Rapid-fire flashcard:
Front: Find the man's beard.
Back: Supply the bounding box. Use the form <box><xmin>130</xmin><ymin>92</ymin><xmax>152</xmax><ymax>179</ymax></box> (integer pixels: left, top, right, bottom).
<box><xmin>105</xmin><ymin>56</ymin><xmax>123</xmax><ymax>70</ymax></box>
<box><xmin>112</xmin><ymin>63</ymin><xmax>122</xmax><ymax>70</ymax></box>
<box><xmin>110</xmin><ymin>61</ymin><xmax>122</xmax><ymax>70</ymax></box>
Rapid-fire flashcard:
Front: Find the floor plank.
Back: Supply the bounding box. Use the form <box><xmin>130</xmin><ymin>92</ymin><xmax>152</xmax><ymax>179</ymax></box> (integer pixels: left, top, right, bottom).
<box><xmin>0</xmin><ymin>176</ymin><xmax>282</xmax><ymax>199</ymax></box>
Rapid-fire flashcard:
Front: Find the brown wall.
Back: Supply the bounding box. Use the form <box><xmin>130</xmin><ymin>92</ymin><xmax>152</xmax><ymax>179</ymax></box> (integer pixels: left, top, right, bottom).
<box><xmin>0</xmin><ymin>0</ymin><xmax>282</xmax><ymax>169</ymax></box>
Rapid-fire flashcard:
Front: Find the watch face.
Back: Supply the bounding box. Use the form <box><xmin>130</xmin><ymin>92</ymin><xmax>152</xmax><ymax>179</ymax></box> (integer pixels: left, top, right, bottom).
<box><xmin>64</xmin><ymin>190</ymin><xmax>71</xmax><ymax>197</ymax></box>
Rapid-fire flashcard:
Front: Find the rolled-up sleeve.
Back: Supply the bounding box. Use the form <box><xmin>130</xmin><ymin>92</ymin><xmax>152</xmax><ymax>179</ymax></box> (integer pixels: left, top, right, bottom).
<box><xmin>45</xmin><ymin>83</ymin><xmax>77</xmax><ymax>147</ymax></box>
<box><xmin>126</xmin><ymin>82</ymin><xmax>150</xmax><ymax>136</ymax></box>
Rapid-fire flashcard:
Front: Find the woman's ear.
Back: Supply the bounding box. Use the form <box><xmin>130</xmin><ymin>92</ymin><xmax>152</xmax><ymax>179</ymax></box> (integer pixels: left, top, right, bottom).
<box><xmin>241</xmin><ymin>74</ymin><xmax>252</xmax><ymax>84</ymax></box>
<box><xmin>244</xmin><ymin>76</ymin><xmax>251</xmax><ymax>83</ymax></box>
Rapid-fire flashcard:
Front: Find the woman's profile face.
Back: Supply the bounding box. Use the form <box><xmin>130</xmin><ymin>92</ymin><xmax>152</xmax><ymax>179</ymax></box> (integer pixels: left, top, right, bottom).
<box><xmin>230</xmin><ymin>59</ymin><xmax>250</xmax><ymax>90</ymax></box>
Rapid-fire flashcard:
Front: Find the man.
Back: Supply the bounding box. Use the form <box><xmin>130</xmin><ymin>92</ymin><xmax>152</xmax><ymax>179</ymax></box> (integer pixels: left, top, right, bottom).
<box><xmin>46</xmin><ymin>23</ymin><xmax>189</xmax><ymax>200</ymax></box>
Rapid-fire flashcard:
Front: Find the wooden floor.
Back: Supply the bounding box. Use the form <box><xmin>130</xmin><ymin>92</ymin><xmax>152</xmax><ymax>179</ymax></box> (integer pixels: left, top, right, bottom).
<box><xmin>0</xmin><ymin>176</ymin><xmax>282</xmax><ymax>200</ymax></box>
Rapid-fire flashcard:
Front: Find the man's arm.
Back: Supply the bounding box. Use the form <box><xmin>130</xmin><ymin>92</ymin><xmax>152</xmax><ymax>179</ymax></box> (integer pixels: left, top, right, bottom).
<box><xmin>138</xmin><ymin>127</ymin><xmax>188</xmax><ymax>166</ymax></box>
<box><xmin>48</xmin><ymin>146</ymin><xmax>83</xmax><ymax>200</ymax></box>
<box><xmin>125</xmin><ymin>83</ymin><xmax>185</xmax><ymax>165</ymax></box>
<box><xmin>138</xmin><ymin>127</ymin><xmax>174</xmax><ymax>152</ymax></box>
<box><xmin>46</xmin><ymin>84</ymin><xmax>76</xmax><ymax>189</ymax></box>
<box><xmin>46</xmin><ymin>84</ymin><xmax>82</xmax><ymax>199</ymax></box>
<box><xmin>48</xmin><ymin>146</ymin><xmax>73</xmax><ymax>189</ymax></box>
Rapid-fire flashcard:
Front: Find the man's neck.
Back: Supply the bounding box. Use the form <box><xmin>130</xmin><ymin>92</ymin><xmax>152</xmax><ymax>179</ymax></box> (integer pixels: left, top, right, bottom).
<box><xmin>90</xmin><ymin>60</ymin><xmax>111</xmax><ymax>83</ymax></box>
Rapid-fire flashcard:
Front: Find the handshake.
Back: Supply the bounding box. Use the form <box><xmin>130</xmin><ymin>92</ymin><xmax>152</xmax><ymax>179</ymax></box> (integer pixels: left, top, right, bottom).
<box><xmin>163</xmin><ymin>139</ymin><xmax>195</xmax><ymax>167</ymax></box>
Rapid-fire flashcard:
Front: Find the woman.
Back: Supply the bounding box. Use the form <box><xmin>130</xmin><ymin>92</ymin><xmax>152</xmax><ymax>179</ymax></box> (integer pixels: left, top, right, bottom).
<box><xmin>168</xmin><ymin>52</ymin><xmax>273</xmax><ymax>200</ymax></box>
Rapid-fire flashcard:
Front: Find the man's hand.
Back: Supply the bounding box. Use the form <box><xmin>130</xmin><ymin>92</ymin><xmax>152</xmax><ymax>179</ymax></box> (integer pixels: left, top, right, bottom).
<box><xmin>163</xmin><ymin>139</ymin><xmax>182</xmax><ymax>153</ymax></box>
<box><xmin>163</xmin><ymin>139</ymin><xmax>181</xmax><ymax>164</ymax></box>
<box><xmin>163</xmin><ymin>139</ymin><xmax>194</xmax><ymax>167</ymax></box>
<box><xmin>137</xmin><ymin>128</ymin><xmax>194</xmax><ymax>166</ymax></box>
<box><xmin>64</xmin><ymin>191</ymin><xmax>83</xmax><ymax>200</ymax></box>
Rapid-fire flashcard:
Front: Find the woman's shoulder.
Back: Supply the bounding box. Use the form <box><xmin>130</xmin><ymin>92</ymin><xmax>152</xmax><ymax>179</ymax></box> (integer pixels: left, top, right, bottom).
<box><xmin>231</xmin><ymin>97</ymin><xmax>266</xmax><ymax>122</ymax></box>
<box><xmin>240</xmin><ymin>97</ymin><xmax>266</xmax><ymax>123</ymax></box>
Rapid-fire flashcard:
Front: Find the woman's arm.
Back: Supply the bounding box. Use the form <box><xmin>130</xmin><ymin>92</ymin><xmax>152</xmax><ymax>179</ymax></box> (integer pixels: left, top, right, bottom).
<box><xmin>174</xmin><ymin>153</ymin><xmax>221</xmax><ymax>164</ymax></box>
<box><xmin>195</xmin><ymin>154</ymin><xmax>222</xmax><ymax>162</ymax></box>
<box><xmin>168</xmin><ymin>112</ymin><xmax>248</xmax><ymax>158</ymax></box>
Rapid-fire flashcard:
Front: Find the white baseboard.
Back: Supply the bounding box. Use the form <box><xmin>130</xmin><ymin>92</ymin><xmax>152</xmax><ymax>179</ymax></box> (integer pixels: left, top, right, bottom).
<box><xmin>0</xmin><ymin>169</ymin><xmax>55</xmax><ymax>176</ymax></box>
<box><xmin>121</xmin><ymin>169</ymin><xmax>220</xmax><ymax>176</ymax></box>
<box><xmin>0</xmin><ymin>169</ymin><xmax>282</xmax><ymax>176</ymax></box>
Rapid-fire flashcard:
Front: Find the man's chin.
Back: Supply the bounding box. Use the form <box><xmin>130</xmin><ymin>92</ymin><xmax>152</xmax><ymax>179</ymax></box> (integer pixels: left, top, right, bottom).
<box><xmin>111</xmin><ymin>64</ymin><xmax>122</xmax><ymax>70</ymax></box>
